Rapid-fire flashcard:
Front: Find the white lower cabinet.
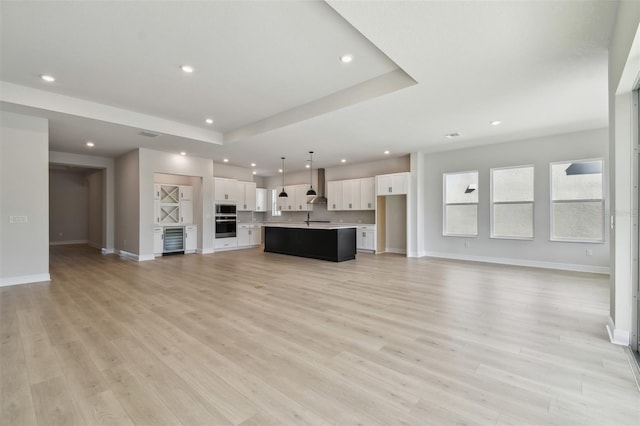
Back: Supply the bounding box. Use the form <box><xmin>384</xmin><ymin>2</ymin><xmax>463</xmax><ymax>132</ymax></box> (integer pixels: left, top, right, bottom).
<box><xmin>238</xmin><ymin>224</ymin><xmax>261</xmax><ymax>247</ymax></box>
<box><xmin>153</xmin><ymin>227</ymin><xmax>163</xmax><ymax>256</ymax></box>
<box><xmin>356</xmin><ymin>225</ymin><xmax>376</xmax><ymax>252</ymax></box>
<box><xmin>215</xmin><ymin>237</ymin><xmax>238</xmax><ymax>250</ymax></box>
<box><xmin>185</xmin><ymin>225</ymin><xmax>197</xmax><ymax>253</ymax></box>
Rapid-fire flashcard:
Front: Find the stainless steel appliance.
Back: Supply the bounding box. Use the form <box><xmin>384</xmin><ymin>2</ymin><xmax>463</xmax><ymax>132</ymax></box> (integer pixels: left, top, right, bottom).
<box><xmin>215</xmin><ymin>204</ymin><xmax>237</xmax><ymax>238</ymax></box>
<box><xmin>163</xmin><ymin>226</ymin><xmax>184</xmax><ymax>254</ymax></box>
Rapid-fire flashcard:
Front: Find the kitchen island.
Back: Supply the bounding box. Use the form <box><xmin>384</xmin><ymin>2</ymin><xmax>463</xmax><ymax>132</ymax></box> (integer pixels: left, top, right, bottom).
<box><xmin>263</xmin><ymin>223</ymin><xmax>357</xmax><ymax>262</ymax></box>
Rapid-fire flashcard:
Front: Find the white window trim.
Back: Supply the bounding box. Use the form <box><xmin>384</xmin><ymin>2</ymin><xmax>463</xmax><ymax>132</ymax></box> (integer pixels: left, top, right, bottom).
<box><xmin>442</xmin><ymin>170</ymin><xmax>479</xmax><ymax>237</ymax></box>
<box><xmin>549</xmin><ymin>158</ymin><xmax>605</xmax><ymax>243</ymax></box>
<box><xmin>490</xmin><ymin>164</ymin><xmax>535</xmax><ymax>240</ymax></box>
<box><xmin>271</xmin><ymin>188</ymin><xmax>281</xmax><ymax>217</ymax></box>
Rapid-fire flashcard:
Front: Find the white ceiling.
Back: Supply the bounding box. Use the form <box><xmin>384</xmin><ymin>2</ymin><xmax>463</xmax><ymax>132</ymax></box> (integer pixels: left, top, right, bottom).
<box><xmin>0</xmin><ymin>0</ymin><xmax>617</xmax><ymax>176</ymax></box>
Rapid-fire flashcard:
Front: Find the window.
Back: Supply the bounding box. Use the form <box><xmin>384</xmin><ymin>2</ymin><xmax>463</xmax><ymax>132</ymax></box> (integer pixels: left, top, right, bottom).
<box><xmin>443</xmin><ymin>171</ymin><xmax>478</xmax><ymax>236</ymax></box>
<box><xmin>550</xmin><ymin>159</ymin><xmax>604</xmax><ymax>242</ymax></box>
<box><xmin>271</xmin><ymin>189</ymin><xmax>281</xmax><ymax>217</ymax></box>
<box><xmin>491</xmin><ymin>165</ymin><xmax>534</xmax><ymax>239</ymax></box>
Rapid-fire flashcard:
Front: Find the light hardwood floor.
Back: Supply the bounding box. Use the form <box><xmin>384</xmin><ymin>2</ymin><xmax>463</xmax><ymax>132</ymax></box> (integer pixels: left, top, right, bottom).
<box><xmin>1</xmin><ymin>245</ymin><xmax>639</xmax><ymax>425</ymax></box>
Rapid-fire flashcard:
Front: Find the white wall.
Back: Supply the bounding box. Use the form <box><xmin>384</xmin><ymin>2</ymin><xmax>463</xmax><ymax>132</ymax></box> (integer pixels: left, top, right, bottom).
<box><xmin>0</xmin><ymin>111</ymin><xmax>50</xmax><ymax>286</ymax></box>
<box><xmin>607</xmin><ymin>0</ymin><xmax>640</xmax><ymax>346</ymax></box>
<box><xmin>139</xmin><ymin>148</ymin><xmax>214</xmax><ymax>259</ymax></box>
<box><xmin>49</xmin><ymin>169</ymin><xmax>88</xmax><ymax>243</ymax></box>
<box><xmin>421</xmin><ymin>128</ymin><xmax>609</xmax><ymax>273</ymax></box>
<box><xmin>213</xmin><ymin>162</ymin><xmax>254</xmax><ymax>181</ymax></box>
<box><xmin>87</xmin><ymin>170</ymin><xmax>104</xmax><ymax>248</ymax></box>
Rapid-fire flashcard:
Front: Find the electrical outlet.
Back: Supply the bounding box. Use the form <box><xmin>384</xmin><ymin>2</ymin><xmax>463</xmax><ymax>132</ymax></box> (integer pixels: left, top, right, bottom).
<box><xmin>464</xmin><ymin>240</ymin><xmax>471</xmax><ymax>248</ymax></box>
<box><xmin>124</xmin><ymin>239</ymin><xmax>127</xmax><ymax>246</ymax></box>
<box><xmin>586</xmin><ymin>249</ymin><xmax>593</xmax><ymax>256</ymax></box>
<box><xmin>59</xmin><ymin>232</ymin><xmax>63</xmax><ymax>236</ymax></box>
<box><xmin>9</xmin><ymin>215</ymin><xmax>27</xmax><ymax>224</ymax></box>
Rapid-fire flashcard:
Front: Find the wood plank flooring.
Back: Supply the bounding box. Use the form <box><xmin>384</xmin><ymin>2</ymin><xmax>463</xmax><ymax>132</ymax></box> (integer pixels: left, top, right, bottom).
<box><xmin>1</xmin><ymin>244</ymin><xmax>639</xmax><ymax>425</ymax></box>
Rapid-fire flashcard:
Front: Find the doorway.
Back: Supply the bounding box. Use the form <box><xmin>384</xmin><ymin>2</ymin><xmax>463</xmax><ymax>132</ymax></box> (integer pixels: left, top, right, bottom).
<box><xmin>49</xmin><ymin>164</ymin><xmax>106</xmax><ymax>250</ymax></box>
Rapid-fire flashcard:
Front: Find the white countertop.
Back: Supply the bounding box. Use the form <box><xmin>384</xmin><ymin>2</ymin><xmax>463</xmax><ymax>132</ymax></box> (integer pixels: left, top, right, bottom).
<box><xmin>263</xmin><ymin>223</ymin><xmax>358</xmax><ymax>230</ymax></box>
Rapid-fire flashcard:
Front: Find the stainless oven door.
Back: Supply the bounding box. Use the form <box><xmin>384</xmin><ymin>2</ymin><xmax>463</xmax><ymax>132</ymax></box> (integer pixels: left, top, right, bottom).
<box><xmin>215</xmin><ymin>218</ymin><xmax>236</xmax><ymax>238</ymax></box>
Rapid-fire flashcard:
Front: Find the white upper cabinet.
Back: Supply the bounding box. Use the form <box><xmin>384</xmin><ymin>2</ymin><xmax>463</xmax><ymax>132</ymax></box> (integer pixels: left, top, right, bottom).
<box><xmin>294</xmin><ymin>185</ymin><xmax>313</xmax><ymax>211</ymax></box>
<box><xmin>328</xmin><ymin>177</ymin><xmax>374</xmax><ymax>211</ymax></box>
<box><xmin>255</xmin><ymin>188</ymin><xmax>267</xmax><ymax>212</ymax></box>
<box><xmin>360</xmin><ymin>177</ymin><xmax>375</xmax><ymax>210</ymax></box>
<box><xmin>327</xmin><ymin>180</ymin><xmax>343</xmax><ymax>211</ymax></box>
<box><xmin>179</xmin><ymin>200</ymin><xmax>193</xmax><ymax>224</ymax></box>
<box><xmin>342</xmin><ymin>179</ymin><xmax>361</xmax><ymax>210</ymax></box>
<box><xmin>179</xmin><ymin>185</ymin><xmax>193</xmax><ymax>201</ymax></box>
<box><xmin>238</xmin><ymin>182</ymin><xmax>256</xmax><ymax>211</ymax></box>
<box><xmin>214</xmin><ymin>178</ymin><xmax>239</xmax><ymax>202</ymax></box>
<box><xmin>376</xmin><ymin>172</ymin><xmax>409</xmax><ymax>195</ymax></box>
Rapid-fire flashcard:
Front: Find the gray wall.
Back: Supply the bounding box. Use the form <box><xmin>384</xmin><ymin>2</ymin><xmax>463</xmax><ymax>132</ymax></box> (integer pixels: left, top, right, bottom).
<box><xmin>115</xmin><ymin>149</ymin><xmax>140</xmax><ymax>255</ymax></box>
<box><xmin>49</xmin><ymin>169</ymin><xmax>89</xmax><ymax>243</ymax></box>
<box><xmin>87</xmin><ymin>169</ymin><xmax>104</xmax><ymax>248</ymax></box>
<box><xmin>422</xmin><ymin>128</ymin><xmax>609</xmax><ymax>272</ymax></box>
<box><xmin>0</xmin><ymin>111</ymin><xmax>49</xmax><ymax>285</ymax></box>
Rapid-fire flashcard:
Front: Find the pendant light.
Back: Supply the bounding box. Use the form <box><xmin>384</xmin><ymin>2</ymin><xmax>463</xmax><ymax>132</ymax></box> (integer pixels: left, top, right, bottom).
<box><xmin>306</xmin><ymin>151</ymin><xmax>317</xmax><ymax>196</ymax></box>
<box><xmin>278</xmin><ymin>157</ymin><xmax>288</xmax><ymax>198</ymax></box>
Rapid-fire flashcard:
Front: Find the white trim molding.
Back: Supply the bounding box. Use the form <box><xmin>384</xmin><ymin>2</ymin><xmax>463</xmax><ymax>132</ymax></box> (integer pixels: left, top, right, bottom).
<box><xmin>117</xmin><ymin>250</ymin><xmax>154</xmax><ymax>262</ymax></box>
<box><xmin>101</xmin><ymin>248</ymin><xmax>115</xmax><ymax>255</ymax></box>
<box><xmin>0</xmin><ymin>273</ymin><xmax>51</xmax><ymax>287</ymax></box>
<box><xmin>607</xmin><ymin>317</ymin><xmax>631</xmax><ymax>346</ymax></box>
<box><xmin>50</xmin><ymin>240</ymin><xmax>89</xmax><ymax>246</ymax></box>
<box><xmin>198</xmin><ymin>248</ymin><xmax>214</xmax><ymax>254</ymax></box>
<box><xmin>422</xmin><ymin>251</ymin><xmax>609</xmax><ymax>274</ymax></box>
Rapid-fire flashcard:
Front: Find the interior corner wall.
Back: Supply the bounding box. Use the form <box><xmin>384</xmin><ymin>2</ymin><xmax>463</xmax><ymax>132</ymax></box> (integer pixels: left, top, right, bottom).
<box><xmin>87</xmin><ymin>170</ymin><xmax>104</xmax><ymax>248</ymax></box>
<box><xmin>422</xmin><ymin>128</ymin><xmax>610</xmax><ymax>273</ymax></box>
<box><xmin>49</xmin><ymin>170</ymin><xmax>89</xmax><ymax>243</ymax></box>
<box><xmin>0</xmin><ymin>111</ymin><xmax>50</xmax><ymax>286</ymax></box>
<box><xmin>115</xmin><ymin>149</ymin><xmax>140</xmax><ymax>256</ymax></box>
<box><xmin>608</xmin><ymin>0</ymin><xmax>640</xmax><ymax>345</ymax></box>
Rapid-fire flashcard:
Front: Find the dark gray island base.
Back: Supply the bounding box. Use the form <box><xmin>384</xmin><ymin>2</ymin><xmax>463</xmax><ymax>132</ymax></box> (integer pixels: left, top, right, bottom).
<box><xmin>264</xmin><ymin>225</ymin><xmax>356</xmax><ymax>262</ymax></box>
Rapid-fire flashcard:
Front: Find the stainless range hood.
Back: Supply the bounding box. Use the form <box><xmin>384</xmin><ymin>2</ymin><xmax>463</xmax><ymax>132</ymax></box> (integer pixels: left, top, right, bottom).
<box><xmin>308</xmin><ymin>168</ymin><xmax>327</xmax><ymax>204</ymax></box>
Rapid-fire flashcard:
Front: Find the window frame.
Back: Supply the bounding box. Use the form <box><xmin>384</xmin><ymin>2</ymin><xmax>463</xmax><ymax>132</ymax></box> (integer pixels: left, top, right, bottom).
<box><xmin>271</xmin><ymin>188</ymin><xmax>281</xmax><ymax>217</ymax></box>
<box><xmin>490</xmin><ymin>164</ymin><xmax>535</xmax><ymax>240</ymax></box>
<box><xmin>549</xmin><ymin>158</ymin><xmax>605</xmax><ymax>243</ymax></box>
<box><xmin>442</xmin><ymin>170</ymin><xmax>479</xmax><ymax>237</ymax></box>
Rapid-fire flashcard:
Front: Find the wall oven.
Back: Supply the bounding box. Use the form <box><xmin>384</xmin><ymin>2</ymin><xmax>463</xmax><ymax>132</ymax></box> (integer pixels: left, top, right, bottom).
<box><xmin>215</xmin><ymin>204</ymin><xmax>237</xmax><ymax>238</ymax></box>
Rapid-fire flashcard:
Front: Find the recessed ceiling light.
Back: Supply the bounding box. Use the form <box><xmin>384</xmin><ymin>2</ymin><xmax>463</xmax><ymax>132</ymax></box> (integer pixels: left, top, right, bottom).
<box><xmin>40</xmin><ymin>74</ymin><xmax>55</xmax><ymax>82</ymax></box>
<box><xmin>252</xmin><ymin>171</ymin><xmax>257</xmax><ymax>175</ymax></box>
<box><xmin>251</xmin><ymin>163</ymin><xmax>256</xmax><ymax>167</ymax></box>
<box><xmin>305</xmin><ymin>164</ymin><xmax>310</xmax><ymax>168</ymax></box>
<box><xmin>85</xmin><ymin>141</ymin><xmax>95</xmax><ymax>147</ymax></box>
<box><xmin>340</xmin><ymin>54</ymin><xmax>353</xmax><ymax>63</ymax></box>
<box><xmin>180</xmin><ymin>151</ymin><xmax>186</xmax><ymax>156</ymax></box>
<box><xmin>278</xmin><ymin>169</ymin><xmax>283</xmax><ymax>173</ymax></box>
<box><xmin>490</xmin><ymin>120</ymin><xmax>502</xmax><ymax>126</ymax></box>
<box><xmin>223</xmin><ymin>158</ymin><xmax>229</xmax><ymax>163</ymax></box>
<box><xmin>341</xmin><ymin>159</ymin><xmax>346</xmax><ymax>163</ymax></box>
<box><xmin>384</xmin><ymin>150</ymin><xmax>390</xmax><ymax>155</ymax></box>
<box><xmin>181</xmin><ymin>65</ymin><xmax>194</xmax><ymax>73</ymax></box>
<box><xmin>205</xmin><ymin>118</ymin><xmax>214</xmax><ymax>124</ymax></box>
<box><xmin>445</xmin><ymin>132</ymin><xmax>461</xmax><ymax>139</ymax></box>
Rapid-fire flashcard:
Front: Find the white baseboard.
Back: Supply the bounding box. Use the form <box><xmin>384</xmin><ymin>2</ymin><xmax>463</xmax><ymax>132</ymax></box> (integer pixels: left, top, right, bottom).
<box><xmin>607</xmin><ymin>317</ymin><xmax>630</xmax><ymax>346</ymax></box>
<box><xmin>138</xmin><ymin>254</ymin><xmax>154</xmax><ymax>262</ymax></box>
<box><xmin>101</xmin><ymin>248</ymin><xmax>115</xmax><ymax>255</ymax></box>
<box><xmin>385</xmin><ymin>247</ymin><xmax>407</xmax><ymax>255</ymax></box>
<box><xmin>422</xmin><ymin>251</ymin><xmax>610</xmax><ymax>274</ymax></box>
<box><xmin>0</xmin><ymin>273</ymin><xmax>51</xmax><ymax>287</ymax></box>
<box><xmin>50</xmin><ymin>240</ymin><xmax>89</xmax><ymax>246</ymax></box>
<box><xmin>198</xmin><ymin>248</ymin><xmax>214</xmax><ymax>254</ymax></box>
<box><xmin>117</xmin><ymin>249</ymin><xmax>154</xmax><ymax>262</ymax></box>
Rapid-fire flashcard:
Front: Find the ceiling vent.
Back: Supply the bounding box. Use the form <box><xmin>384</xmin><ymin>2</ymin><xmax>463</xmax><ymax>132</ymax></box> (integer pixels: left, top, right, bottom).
<box><xmin>139</xmin><ymin>130</ymin><xmax>161</xmax><ymax>138</ymax></box>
